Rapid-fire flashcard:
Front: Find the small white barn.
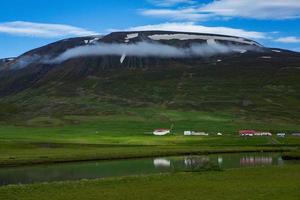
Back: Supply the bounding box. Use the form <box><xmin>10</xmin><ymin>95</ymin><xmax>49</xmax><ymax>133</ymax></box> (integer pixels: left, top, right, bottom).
<box><xmin>255</xmin><ymin>132</ymin><xmax>272</xmax><ymax>136</ymax></box>
<box><xmin>184</xmin><ymin>131</ymin><xmax>209</xmax><ymax>136</ymax></box>
<box><xmin>153</xmin><ymin>129</ymin><xmax>170</xmax><ymax>136</ymax></box>
<box><xmin>277</xmin><ymin>133</ymin><xmax>286</xmax><ymax>137</ymax></box>
<box><xmin>194</xmin><ymin>132</ymin><xmax>209</xmax><ymax>136</ymax></box>
<box><xmin>184</xmin><ymin>131</ymin><xmax>193</xmax><ymax>136</ymax></box>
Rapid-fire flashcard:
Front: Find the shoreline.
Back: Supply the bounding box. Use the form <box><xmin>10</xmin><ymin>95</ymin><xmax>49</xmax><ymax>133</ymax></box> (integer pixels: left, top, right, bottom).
<box><xmin>0</xmin><ymin>146</ymin><xmax>293</xmax><ymax>168</ymax></box>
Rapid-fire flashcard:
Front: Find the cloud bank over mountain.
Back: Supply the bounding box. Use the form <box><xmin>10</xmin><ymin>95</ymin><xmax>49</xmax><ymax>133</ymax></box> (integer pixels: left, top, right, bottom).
<box><xmin>0</xmin><ymin>21</ymin><xmax>98</xmax><ymax>38</ymax></box>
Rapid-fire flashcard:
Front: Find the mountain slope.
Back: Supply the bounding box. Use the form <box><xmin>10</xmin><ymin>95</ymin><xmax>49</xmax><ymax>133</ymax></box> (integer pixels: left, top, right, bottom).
<box><xmin>0</xmin><ymin>31</ymin><xmax>299</xmax><ymax>124</ymax></box>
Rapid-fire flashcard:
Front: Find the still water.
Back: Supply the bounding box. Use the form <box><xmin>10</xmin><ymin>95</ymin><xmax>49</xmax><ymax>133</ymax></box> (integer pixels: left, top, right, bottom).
<box><xmin>0</xmin><ymin>152</ymin><xmax>294</xmax><ymax>186</ymax></box>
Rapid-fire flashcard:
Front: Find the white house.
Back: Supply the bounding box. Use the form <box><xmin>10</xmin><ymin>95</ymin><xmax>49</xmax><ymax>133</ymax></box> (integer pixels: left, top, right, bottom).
<box><xmin>292</xmin><ymin>133</ymin><xmax>300</xmax><ymax>136</ymax></box>
<box><xmin>184</xmin><ymin>131</ymin><xmax>193</xmax><ymax>136</ymax></box>
<box><xmin>153</xmin><ymin>129</ymin><xmax>170</xmax><ymax>136</ymax></box>
<box><xmin>254</xmin><ymin>132</ymin><xmax>272</xmax><ymax>136</ymax></box>
<box><xmin>277</xmin><ymin>133</ymin><xmax>286</xmax><ymax>137</ymax></box>
<box><xmin>184</xmin><ymin>131</ymin><xmax>209</xmax><ymax>136</ymax></box>
<box><xmin>194</xmin><ymin>132</ymin><xmax>209</xmax><ymax>136</ymax></box>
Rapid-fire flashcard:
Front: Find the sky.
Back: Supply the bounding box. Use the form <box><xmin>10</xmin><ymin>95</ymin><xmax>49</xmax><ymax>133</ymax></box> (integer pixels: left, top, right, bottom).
<box><xmin>0</xmin><ymin>0</ymin><xmax>300</xmax><ymax>58</ymax></box>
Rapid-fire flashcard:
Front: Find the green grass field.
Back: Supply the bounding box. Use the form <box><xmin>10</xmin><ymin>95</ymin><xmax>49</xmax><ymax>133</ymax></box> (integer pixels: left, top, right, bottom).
<box><xmin>0</xmin><ymin>111</ymin><xmax>300</xmax><ymax>166</ymax></box>
<box><xmin>1</xmin><ymin>165</ymin><xmax>299</xmax><ymax>200</ymax></box>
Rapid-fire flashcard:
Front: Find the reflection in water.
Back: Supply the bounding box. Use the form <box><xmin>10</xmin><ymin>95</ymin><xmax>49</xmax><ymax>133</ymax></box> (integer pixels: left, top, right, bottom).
<box><xmin>218</xmin><ymin>156</ymin><xmax>223</xmax><ymax>166</ymax></box>
<box><xmin>0</xmin><ymin>153</ymin><xmax>291</xmax><ymax>186</ymax></box>
<box><xmin>153</xmin><ymin>158</ymin><xmax>171</xmax><ymax>168</ymax></box>
<box><xmin>240</xmin><ymin>156</ymin><xmax>273</xmax><ymax>166</ymax></box>
<box><xmin>277</xmin><ymin>157</ymin><xmax>284</xmax><ymax>166</ymax></box>
<box><xmin>184</xmin><ymin>156</ymin><xmax>210</xmax><ymax>169</ymax></box>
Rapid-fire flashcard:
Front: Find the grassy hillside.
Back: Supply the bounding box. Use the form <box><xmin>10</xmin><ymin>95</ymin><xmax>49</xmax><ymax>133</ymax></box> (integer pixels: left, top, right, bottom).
<box><xmin>1</xmin><ymin>56</ymin><xmax>300</xmax><ymax>127</ymax></box>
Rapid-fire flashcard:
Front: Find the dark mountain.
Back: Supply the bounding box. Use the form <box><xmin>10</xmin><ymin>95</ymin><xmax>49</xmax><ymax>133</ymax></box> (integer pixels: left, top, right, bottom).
<box><xmin>0</xmin><ymin>31</ymin><xmax>299</xmax><ymax>123</ymax></box>
<box><xmin>0</xmin><ymin>57</ymin><xmax>15</xmax><ymax>69</ymax></box>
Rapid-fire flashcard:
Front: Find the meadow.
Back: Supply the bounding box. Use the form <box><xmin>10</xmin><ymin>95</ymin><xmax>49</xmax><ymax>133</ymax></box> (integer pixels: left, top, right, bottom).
<box><xmin>1</xmin><ymin>164</ymin><xmax>299</xmax><ymax>200</ymax></box>
<box><xmin>0</xmin><ymin>110</ymin><xmax>299</xmax><ymax>166</ymax></box>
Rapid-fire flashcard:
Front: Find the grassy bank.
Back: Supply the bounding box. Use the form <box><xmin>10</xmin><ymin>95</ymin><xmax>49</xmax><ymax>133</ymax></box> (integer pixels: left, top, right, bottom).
<box><xmin>1</xmin><ymin>165</ymin><xmax>299</xmax><ymax>200</ymax></box>
<box><xmin>0</xmin><ymin>141</ymin><xmax>294</xmax><ymax>167</ymax></box>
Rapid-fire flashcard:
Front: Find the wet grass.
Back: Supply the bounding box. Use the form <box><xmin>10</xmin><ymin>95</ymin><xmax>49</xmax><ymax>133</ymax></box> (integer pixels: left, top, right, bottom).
<box><xmin>1</xmin><ymin>165</ymin><xmax>299</xmax><ymax>200</ymax></box>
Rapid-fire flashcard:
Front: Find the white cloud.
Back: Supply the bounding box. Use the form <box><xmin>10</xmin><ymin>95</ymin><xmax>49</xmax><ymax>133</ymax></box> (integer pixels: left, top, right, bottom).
<box><xmin>201</xmin><ymin>0</ymin><xmax>300</xmax><ymax>20</ymax></box>
<box><xmin>141</xmin><ymin>8</ymin><xmax>214</xmax><ymax>21</ymax></box>
<box><xmin>16</xmin><ymin>42</ymin><xmax>259</xmax><ymax>68</ymax></box>
<box><xmin>142</xmin><ymin>0</ymin><xmax>300</xmax><ymax>20</ymax></box>
<box><xmin>275</xmin><ymin>36</ymin><xmax>300</xmax><ymax>43</ymax></box>
<box><xmin>149</xmin><ymin>0</ymin><xmax>196</xmax><ymax>7</ymax></box>
<box><xmin>0</xmin><ymin>21</ymin><xmax>99</xmax><ymax>38</ymax></box>
<box><xmin>125</xmin><ymin>22</ymin><xmax>266</xmax><ymax>39</ymax></box>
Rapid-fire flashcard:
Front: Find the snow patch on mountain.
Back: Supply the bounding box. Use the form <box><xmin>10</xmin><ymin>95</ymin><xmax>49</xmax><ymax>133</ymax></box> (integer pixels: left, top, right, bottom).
<box><xmin>148</xmin><ymin>34</ymin><xmax>262</xmax><ymax>47</ymax></box>
<box><xmin>84</xmin><ymin>37</ymin><xmax>102</xmax><ymax>44</ymax></box>
<box><xmin>232</xmin><ymin>49</ymin><xmax>247</xmax><ymax>53</ymax></box>
<box><xmin>272</xmin><ymin>50</ymin><xmax>281</xmax><ymax>53</ymax></box>
<box><xmin>261</xmin><ymin>56</ymin><xmax>272</xmax><ymax>59</ymax></box>
<box><xmin>120</xmin><ymin>54</ymin><xmax>126</xmax><ymax>63</ymax></box>
<box><xmin>207</xmin><ymin>39</ymin><xmax>217</xmax><ymax>46</ymax></box>
<box><xmin>124</xmin><ymin>33</ymin><xmax>139</xmax><ymax>43</ymax></box>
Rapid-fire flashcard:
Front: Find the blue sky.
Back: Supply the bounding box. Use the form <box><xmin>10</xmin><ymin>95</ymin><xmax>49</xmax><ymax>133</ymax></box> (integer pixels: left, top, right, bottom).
<box><xmin>0</xmin><ymin>0</ymin><xmax>300</xmax><ymax>58</ymax></box>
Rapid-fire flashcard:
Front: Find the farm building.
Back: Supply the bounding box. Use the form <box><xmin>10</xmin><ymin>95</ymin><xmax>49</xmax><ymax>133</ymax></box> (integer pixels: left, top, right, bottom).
<box><xmin>193</xmin><ymin>132</ymin><xmax>209</xmax><ymax>136</ymax></box>
<box><xmin>184</xmin><ymin>131</ymin><xmax>208</xmax><ymax>136</ymax></box>
<box><xmin>240</xmin><ymin>130</ymin><xmax>272</xmax><ymax>136</ymax></box>
<box><xmin>184</xmin><ymin>131</ymin><xmax>193</xmax><ymax>136</ymax></box>
<box><xmin>254</xmin><ymin>132</ymin><xmax>272</xmax><ymax>136</ymax></box>
<box><xmin>153</xmin><ymin>129</ymin><xmax>170</xmax><ymax>136</ymax></box>
<box><xmin>277</xmin><ymin>133</ymin><xmax>286</xmax><ymax>137</ymax></box>
<box><xmin>239</xmin><ymin>130</ymin><xmax>256</xmax><ymax>136</ymax></box>
<box><xmin>292</xmin><ymin>133</ymin><xmax>300</xmax><ymax>136</ymax></box>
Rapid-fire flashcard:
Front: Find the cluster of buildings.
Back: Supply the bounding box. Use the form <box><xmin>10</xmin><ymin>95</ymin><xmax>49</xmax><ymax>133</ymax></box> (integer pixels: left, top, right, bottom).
<box><xmin>239</xmin><ymin>130</ymin><xmax>272</xmax><ymax>137</ymax></box>
<box><xmin>153</xmin><ymin>129</ymin><xmax>219</xmax><ymax>136</ymax></box>
<box><xmin>183</xmin><ymin>131</ymin><xmax>209</xmax><ymax>136</ymax></box>
<box><xmin>153</xmin><ymin>128</ymin><xmax>300</xmax><ymax>137</ymax></box>
<box><xmin>239</xmin><ymin>130</ymin><xmax>300</xmax><ymax>137</ymax></box>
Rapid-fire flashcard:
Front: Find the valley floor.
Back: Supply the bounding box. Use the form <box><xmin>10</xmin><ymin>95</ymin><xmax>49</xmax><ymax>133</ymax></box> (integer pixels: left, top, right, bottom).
<box><xmin>0</xmin><ymin>113</ymin><xmax>299</xmax><ymax>200</ymax></box>
<box><xmin>1</xmin><ymin>135</ymin><xmax>299</xmax><ymax>167</ymax></box>
<box><xmin>1</xmin><ymin>165</ymin><xmax>299</xmax><ymax>200</ymax></box>
<box><xmin>0</xmin><ymin>109</ymin><xmax>299</xmax><ymax>166</ymax></box>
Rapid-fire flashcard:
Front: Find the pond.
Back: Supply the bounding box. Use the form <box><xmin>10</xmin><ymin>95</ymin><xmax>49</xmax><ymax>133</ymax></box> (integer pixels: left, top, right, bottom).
<box><xmin>0</xmin><ymin>152</ymin><xmax>296</xmax><ymax>186</ymax></box>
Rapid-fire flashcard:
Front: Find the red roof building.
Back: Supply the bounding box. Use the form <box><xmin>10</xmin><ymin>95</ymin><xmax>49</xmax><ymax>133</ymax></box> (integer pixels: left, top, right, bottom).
<box><xmin>239</xmin><ymin>130</ymin><xmax>256</xmax><ymax>136</ymax></box>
